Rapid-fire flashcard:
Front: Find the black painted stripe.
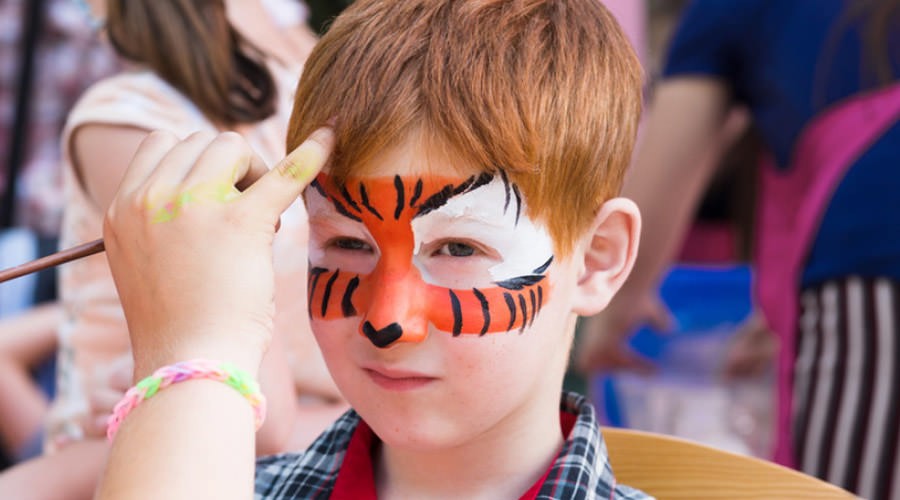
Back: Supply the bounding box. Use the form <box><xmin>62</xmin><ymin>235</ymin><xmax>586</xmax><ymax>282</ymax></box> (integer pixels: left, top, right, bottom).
<box><xmin>309</xmin><ymin>179</ymin><xmax>327</xmax><ymax>198</ymax></box>
<box><xmin>529</xmin><ymin>289</ymin><xmax>537</xmax><ymax>326</ymax></box>
<box><xmin>339</xmin><ymin>185</ymin><xmax>361</xmax><ymax>212</ymax></box>
<box><xmin>518</xmin><ymin>294</ymin><xmax>528</xmax><ymax>333</ymax></box>
<box><xmin>533</xmin><ymin>256</ymin><xmax>554</xmax><ymax>274</ymax></box>
<box><xmin>331</xmin><ymin>197</ymin><xmax>362</xmax><ymax>222</ymax></box>
<box><xmin>537</xmin><ymin>286</ymin><xmax>543</xmax><ymax>312</ymax></box>
<box><xmin>416</xmin><ymin>184</ymin><xmax>455</xmax><ymax>217</ymax></box>
<box><xmin>415</xmin><ymin>175</ymin><xmax>494</xmax><ymax>218</ymax></box>
<box><xmin>393</xmin><ymin>175</ymin><xmax>405</xmax><ymax>219</ymax></box>
<box><xmin>321</xmin><ymin>269</ymin><xmax>340</xmax><ymax>317</ymax></box>
<box><xmin>468</xmin><ymin>172</ymin><xmax>494</xmax><ymax>193</ymax></box>
<box><xmin>495</xmin><ymin>274</ymin><xmax>545</xmax><ymax>290</ymax></box>
<box><xmin>503</xmin><ymin>292</ymin><xmax>517</xmax><ymax>332</ymax></box>
<box><xmin>409</xmin><ymin>179</ymin><xmax>423</xmax><ymax>207</ymax></box>
<box><xmin>308</xmin><ymin>267</ymin><xmax>328</xmax><ymax>316</ymax></box>
<box><xmin>512</xmin><ymin>185</ymin><xmax>523</xmax><ymax>225</ymax></box>
<box><xmin>499</xmin><ymin>170</ymin><xmax>511</xmax><ymax>213</ymax></box>
<box><xmin>472</xmin><ymin>288</ymin><xmax>491</xmax><ymax>335</ymax></box>
<box><xmin>449</xmin><ymin>290</ymin><xmax>463</xmax><ymax>336</ymax></box>
<box><xmin>452</xmin><ymin>176</ymin><xmax>475</xmax><ymax>195</ymax></box>
<box><xmin>359</xmin><ymin>183</ymin><xmax>383</xmax><ymax>220</ymax></box>
<box><xmin>341</xmin><ymin>275</ymin><xmax>360</xmax><ymax>317</ymax></box>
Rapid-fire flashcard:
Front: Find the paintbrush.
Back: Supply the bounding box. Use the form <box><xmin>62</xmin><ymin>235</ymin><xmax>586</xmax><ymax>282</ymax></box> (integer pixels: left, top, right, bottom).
<box><xmin>0</xmin><ymin>238</ymin><xmax>105</xmax><ymax>284</ymax></box>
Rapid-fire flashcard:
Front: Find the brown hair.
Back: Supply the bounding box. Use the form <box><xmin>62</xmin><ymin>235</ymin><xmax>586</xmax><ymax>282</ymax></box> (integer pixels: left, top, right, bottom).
<box><xmin>106</xmin><ymin>0</ymin><xmax>276</xmax><ymax>126</ymax></box>
<box><xmin>849</xmin><ymin>0</ymin><xmax>900</xmax><ymax>85</ymax></box>
<box><xmin>816</xmin><ymin>0</ymin><xmax>900</xmax><ymax>105</ymax></box>
<box><xmin>288</xmin><ymin>0</ymin><xmax>643</xmax><ymax>256</ymax></box>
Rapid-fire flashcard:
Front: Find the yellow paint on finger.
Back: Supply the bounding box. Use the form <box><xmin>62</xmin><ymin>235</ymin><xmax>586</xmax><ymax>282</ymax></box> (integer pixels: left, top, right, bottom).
<box><xmin>278</xmin><ymin>142</ymin><xmax>326</xmax><ymax>183</ymax></box>
<box><xmin>148</xmin><ymin>168</ymin><xmax>241</xmax><ymax>223</ymax></box>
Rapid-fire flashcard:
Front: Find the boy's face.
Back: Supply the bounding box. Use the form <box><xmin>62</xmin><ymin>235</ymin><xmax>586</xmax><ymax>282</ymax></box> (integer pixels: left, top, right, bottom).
<box><xmin>305</xmin><ymin>138</ymin><xmax>582</xmax><ymax>450</ymax></box>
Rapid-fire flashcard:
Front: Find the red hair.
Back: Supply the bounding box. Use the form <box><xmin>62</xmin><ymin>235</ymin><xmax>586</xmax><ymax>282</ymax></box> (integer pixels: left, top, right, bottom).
<box><xmin>288</xmin><ymin>0</ymin><xmax>643</xmax><ymax>255</ymax></box>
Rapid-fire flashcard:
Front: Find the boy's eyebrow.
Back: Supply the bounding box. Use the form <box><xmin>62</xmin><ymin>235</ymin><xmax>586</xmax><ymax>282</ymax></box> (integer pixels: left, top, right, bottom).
<box><xmin>307</xmin><ymin>194</ymin><xmax>366</xmax><ymax>227</ymax></box>
<box><xmin>308</xmin><ymin>178</ymin><xmax>364</xmax><ymax>223</ymax></box>
<box><xmin>414</xmin><ymin>173</ymin><xmax>494</xmax><ymax>218</ymax></box>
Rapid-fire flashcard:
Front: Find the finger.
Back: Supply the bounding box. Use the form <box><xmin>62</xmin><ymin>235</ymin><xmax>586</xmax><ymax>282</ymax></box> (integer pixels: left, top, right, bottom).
<box><xmin>646</xmin><ymin>298</ymin><xmax>675</xmax><ymax>334</ymax></box>
<box><xmin>573</xmin><ymin>348</ymin><xmax>597</xmax><ymax>374</ymax></box>
<box><xmin>80</xmin><ymin>414</ymin><xmax>110</xmax><ymax>440</ymax></box>
<box><xmin>108</xmin><ymin>362</ymin><xmax>134</xmax><ymax>392</ymax></box>
<box><xmin>618</xmin><ymin>349</ymin><xmax>657</xmax><ymax>375</ymax></box>
<box><xmin>116</xmin><ymin>130</ymin><xmax>180</xmax><ymax>196</ymax></box>
<box><xmin>243</xmin><ymin>127</ymin><xmax>334</xmax><ymax>218</ymax></box>
<box><xmin>182</xmin><ymin>132</ymin><xmax>269</xmax><ymax>193</ymax></box>
<box><xmin>89</xmin><ymin>388</ymin><xmax>126</xmax><ymax>415</ymax></box>
<box><xmin>143</xmin><ymin>131</ymin><xmax>218</xmax><ymax>197</ymax></box>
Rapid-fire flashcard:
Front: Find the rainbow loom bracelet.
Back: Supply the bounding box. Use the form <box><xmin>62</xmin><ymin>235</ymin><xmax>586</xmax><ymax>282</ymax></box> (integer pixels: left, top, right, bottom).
<box><xmin>106</xmin><ymin>359</ymin><xmax>266</xmax><ymax>440</ymax></box>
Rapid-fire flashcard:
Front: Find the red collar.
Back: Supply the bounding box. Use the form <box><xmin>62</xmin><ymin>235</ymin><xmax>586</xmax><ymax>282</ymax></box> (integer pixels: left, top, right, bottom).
<box><xmin>330</xmin><ymin>411</ymin><xmax>578</xmax><ymax>500</ymax></box>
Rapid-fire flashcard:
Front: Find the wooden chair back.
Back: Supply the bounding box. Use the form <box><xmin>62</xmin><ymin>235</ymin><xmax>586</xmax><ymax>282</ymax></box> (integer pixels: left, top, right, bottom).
<box><xmin>602</xmin><ymin>427</ymin><xmax>857</xmax><ymax>499</ymax></box>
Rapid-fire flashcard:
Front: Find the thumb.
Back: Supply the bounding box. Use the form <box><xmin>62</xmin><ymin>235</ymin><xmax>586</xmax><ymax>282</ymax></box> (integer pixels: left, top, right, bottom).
<box><xmin>243</xmin><ymin>127</ymin><xmax>335</xmax><ymax>219</ymax></box>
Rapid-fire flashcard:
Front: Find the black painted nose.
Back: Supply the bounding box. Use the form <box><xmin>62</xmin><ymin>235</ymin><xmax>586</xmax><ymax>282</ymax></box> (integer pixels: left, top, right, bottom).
<box><xmin>362</xmin><ymin>321</ymin><xmax>403</xmax><ymax>348</ymax></box>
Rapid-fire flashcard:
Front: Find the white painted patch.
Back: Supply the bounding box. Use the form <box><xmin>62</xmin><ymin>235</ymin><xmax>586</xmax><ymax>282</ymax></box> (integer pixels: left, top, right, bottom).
<box><xmin>410</xmin><ymin>176</ymin><xmax>554</xmax><ymax>285</ymax></box>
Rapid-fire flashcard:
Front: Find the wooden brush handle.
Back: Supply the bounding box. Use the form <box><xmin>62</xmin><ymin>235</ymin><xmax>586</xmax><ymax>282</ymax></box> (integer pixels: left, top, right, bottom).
<box><xmin>0</xmin><ymin>238</ymin><xmax>105</xmax><ymax>284</ymax></box>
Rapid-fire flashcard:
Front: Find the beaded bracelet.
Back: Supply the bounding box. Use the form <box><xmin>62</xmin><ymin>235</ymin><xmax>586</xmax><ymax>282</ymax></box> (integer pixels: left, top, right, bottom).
<box><xmin>106</xmin><ymin>359</ymin><xmax>267</xmax><ymax>440</ymax></box>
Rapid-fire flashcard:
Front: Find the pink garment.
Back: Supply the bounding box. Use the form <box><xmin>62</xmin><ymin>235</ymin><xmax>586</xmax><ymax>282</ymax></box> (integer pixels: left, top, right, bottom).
<box><xmin>600</xmin><ymin>0</ymin><xmax>647</xmax><ymax>66</ymax></box>
<box><xmin>754</xmin><ymin>82</ymin><xmax>900</xmax><ymax>466</ymax></box>
<box><xmin>47</xmin><ymin>62</ymin><xmax>314</xmax><ymax>450</ymax></box>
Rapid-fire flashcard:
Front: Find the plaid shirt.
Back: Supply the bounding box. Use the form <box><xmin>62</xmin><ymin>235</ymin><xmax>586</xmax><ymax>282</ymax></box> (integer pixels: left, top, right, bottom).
<box><xmin>255</xmin><ymin>392</ymin><xmax>651</xmax><ymax>499</ymax></box>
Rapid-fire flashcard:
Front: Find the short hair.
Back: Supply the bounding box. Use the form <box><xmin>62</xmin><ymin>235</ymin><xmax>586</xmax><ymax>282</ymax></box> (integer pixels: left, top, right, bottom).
<box><xmin>288</xmin><ymin>0</ymin><xmax>643</xmax><ymax>256</ymax></box>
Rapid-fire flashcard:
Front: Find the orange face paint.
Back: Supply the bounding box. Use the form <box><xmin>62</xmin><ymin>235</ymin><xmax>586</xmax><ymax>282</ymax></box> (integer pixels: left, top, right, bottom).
<box><xmin>306</xmin><ymin>172</ymin><xmax>554</xmax><ymax>348</ymax></box>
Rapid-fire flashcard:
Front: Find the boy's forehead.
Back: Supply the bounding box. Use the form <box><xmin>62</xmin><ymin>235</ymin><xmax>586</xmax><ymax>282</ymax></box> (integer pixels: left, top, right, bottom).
<box><xmin>327</xmin><ymin>135</ymin><xmax>487</xmax><ymax>180</ymax></box>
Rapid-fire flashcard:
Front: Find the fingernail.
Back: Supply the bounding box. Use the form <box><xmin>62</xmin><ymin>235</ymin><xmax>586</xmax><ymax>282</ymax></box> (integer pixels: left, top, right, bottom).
<box><xmin>307</xmin><ymin>127</ymin><xmax>335</xmax><ymax>150</ymax></box>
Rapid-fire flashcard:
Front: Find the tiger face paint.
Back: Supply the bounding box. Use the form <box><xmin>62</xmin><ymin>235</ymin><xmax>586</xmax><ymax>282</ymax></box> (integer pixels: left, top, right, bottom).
<box><xmin>306</xmin><ymin>172</ymin><xmax>555</xmax><ymax>348</ymax></box>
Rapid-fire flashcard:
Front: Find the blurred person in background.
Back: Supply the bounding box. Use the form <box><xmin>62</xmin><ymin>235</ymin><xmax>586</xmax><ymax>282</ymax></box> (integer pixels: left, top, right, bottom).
<box><xmin>0</xmin><ymin>1</ymin><xmax>345</xmax><ymax>498</ymax></box>
<box><xmin>0</xmin><ymin>0</ymin><xmax>118</xmax><ymax>472</ymax></box>
<box><xmin>578</xmin><ymin>0</ymin><xmax>900</xmax><ymax>498</ymax></box>
<box><xmin>0</xmin><ymin>0</ymin><xmax>118</xmax><ymax>237</ymax></box>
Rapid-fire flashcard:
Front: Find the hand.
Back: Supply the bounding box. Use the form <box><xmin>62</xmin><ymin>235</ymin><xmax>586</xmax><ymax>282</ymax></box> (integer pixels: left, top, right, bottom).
<box><xmin>722</xmin><ymin>311</ymin><xmax>777</xmax><ymax>380</ymax></box>
<box><xmin>103</xmin><ymin>129</ymin><xmax>334</xmax><ymax>378</ymax></box>
<box><xmin>82</xmin><ymin>355</ymin><xmax>133</xmax><ymax>439</ymax></box>
<box><xmin>575</xmin><ymin>291</ymin><xmax>672</xmax><ymax>374</ymax></box>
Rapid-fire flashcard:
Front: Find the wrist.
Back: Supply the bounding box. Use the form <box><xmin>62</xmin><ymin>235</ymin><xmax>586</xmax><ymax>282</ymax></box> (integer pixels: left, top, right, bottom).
<box><xmin>132</xmin><ymin>338</ymin><xmax>265</xmax><ymax>381</ymax></box>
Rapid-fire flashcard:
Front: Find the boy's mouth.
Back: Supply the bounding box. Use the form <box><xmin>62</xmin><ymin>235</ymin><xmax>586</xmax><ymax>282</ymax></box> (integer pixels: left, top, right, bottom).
<box><xmin>363</xmin><ymin>366</ymin><xmax>437</xmax><ymax>391</ymax></box>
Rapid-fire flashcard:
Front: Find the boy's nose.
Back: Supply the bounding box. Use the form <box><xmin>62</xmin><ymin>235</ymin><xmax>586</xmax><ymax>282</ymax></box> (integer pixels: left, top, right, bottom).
<box><xmin>360</xmin><ymin>267</ymin><xmax>428</xmax><ymax>348</ymax></box>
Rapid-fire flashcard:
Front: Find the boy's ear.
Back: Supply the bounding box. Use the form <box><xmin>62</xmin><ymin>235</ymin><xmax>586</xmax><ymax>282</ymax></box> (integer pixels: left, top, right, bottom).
<box><xmin>570</xmin><ymin>198</ymin><xmax>641</xmax><ymax>316</ymax></box>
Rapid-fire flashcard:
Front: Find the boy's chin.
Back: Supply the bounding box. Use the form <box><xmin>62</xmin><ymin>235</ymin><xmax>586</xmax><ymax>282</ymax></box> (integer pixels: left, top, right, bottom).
<box><xmin>364</xmin><ymin>410</ymin><xmax>483</xmax><ymax>452</ymax></box>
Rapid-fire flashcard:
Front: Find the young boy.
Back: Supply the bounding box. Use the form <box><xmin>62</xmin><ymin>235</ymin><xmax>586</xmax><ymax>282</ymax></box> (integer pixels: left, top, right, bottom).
<box><xmin>96</xmin><ymin>0</ymin><xmax>647</xmax><ymax>498</ymax></box>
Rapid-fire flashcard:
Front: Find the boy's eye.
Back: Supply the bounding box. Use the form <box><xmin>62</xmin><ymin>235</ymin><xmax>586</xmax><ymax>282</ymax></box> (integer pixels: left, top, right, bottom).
<box><xmin>330</xmin><ymin>237</ymin><xmax>373</xmax><ymax>252</ymax></box>
<box><xmin>435</xmin><ymin>241</ymin><xmax>476</xmax><ymax>257</ymax></box>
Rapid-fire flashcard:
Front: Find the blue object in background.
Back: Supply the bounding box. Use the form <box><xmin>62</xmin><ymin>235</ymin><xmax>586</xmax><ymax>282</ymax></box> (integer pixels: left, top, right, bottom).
<box><xmin>597</xmin><ymin>264</ymin><xmax>754</xmax><ymax>427</ymax></box>
<box><xmin>0</xmin><ymin>230</ymin><xmax>58</xmax><ymax>402</ymax></box>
